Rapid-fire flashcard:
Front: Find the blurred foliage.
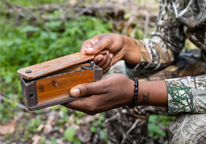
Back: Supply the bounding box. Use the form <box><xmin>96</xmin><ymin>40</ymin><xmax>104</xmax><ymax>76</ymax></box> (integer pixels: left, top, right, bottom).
<box><xmin>148</xmin><ymin>115</ymin><xmax>176</xmax><ymax>141</ymax></box>
<box><xmin>64</xmin><ymin>127</ymin><xmax>77</xmax><ymax>142</ymax></box>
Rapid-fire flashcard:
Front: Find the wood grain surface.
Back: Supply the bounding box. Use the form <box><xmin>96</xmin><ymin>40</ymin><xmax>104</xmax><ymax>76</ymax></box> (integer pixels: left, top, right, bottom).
<box><xmin>17</xmin><ymin>52</ymin><xmax>94</xmax><ymax>80</ymax></box>
<box><xmin>17</xmin><ymin>51</ymin><xmax>107</xmax><ymax>80</ymax></box>
<box><xmin>46</xmin><ymin>63</ymin><xmax>89</xmax><ymax>77</ymax></box>
<box><xmin>36</xmin><ymin>69</ymin><xmax>95</xmax><ymax>104</ymax></box>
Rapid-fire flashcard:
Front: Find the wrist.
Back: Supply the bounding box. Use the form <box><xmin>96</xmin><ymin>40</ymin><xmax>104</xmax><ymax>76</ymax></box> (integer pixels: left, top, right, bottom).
<box><xmin>136</xmin><ymin>80</ymin><xmax>168</xmax><ymax>107</ymax></box>
<box><xmin>121</xmin><ymin>35</ymin><xmax>141</xmax><ymax>66</ymax></box>
<box><xmin>126</xmin><ymin>79</ymin><xmax>136</xmax><ymax>105</ymax></box>
<box><xmin>129</xmin><ymin>78</ymin><xmax>139</xmax><ymax>108</ymax></box>
<box><xmin>121</xmin><ymin>35</ymin><xmax>130</xmax><ymax>59</ymax></box>
<box><xmin>126</xmin><ymin>78</ymin><xmax>143</xmax><ymax>106</ymax></box>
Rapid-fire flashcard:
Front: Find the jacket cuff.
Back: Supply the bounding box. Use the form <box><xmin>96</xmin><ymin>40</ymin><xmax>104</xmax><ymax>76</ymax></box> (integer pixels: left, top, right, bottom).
<box><xmin>165</xmin><ymin>75</ymin><xmax>206</xmax><ymax>114</ymax></box>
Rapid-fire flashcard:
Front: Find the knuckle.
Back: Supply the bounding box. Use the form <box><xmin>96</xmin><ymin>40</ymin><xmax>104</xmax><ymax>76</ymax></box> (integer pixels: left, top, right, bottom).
<box><xmin>96</xmin><ymin>44</ymin><xmax>103</xmax><ymax>51</ymax></box>
<box><xmin>83</xmin><ymin>84</ymin><xmax>91</xmax><ymax>95</ymax></box>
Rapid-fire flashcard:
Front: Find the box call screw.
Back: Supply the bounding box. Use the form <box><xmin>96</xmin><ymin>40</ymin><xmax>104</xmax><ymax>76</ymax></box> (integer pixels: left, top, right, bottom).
<box><xmin>90</xmin><ymin>61</ymin><xmax>95</xmax><ymax>69</ymax></box>
<box><xmin>25</xmin><ymin>70</ymin><xmax>32</xmax><ymax>73</ymax></box>
<box><xmin>29</xmin><ymin>94</ymin><xmax>34</xmax><ymax>99</ymax></box>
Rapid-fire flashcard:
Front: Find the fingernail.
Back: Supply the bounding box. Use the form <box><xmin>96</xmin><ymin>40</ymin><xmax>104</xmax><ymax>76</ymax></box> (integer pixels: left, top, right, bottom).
<box><xmin>86</xmin><ymin>47</ymin><xmax>93</xmax><ymax>53</ymax></box>
<box><xmin>71</xmin><ymin>89</ymin><xmax>80</xmax><ymax>97</ymax></box>
<box><xmin>110</xmin><ymin>54</ymin><xmax>113</xmax><ymax>59</ymax></box>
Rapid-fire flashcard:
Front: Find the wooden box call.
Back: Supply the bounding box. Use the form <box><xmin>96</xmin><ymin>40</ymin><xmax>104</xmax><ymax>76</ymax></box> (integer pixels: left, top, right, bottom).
<box><xmin>17</xmin><ymin>52</ymin><xmax>104</xmax><ymax>111</ymax></box>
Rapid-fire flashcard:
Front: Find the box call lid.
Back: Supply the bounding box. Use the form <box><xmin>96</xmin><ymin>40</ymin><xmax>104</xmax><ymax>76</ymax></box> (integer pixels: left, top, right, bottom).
<box><xmin>17</xmin><ymin>51</ymin><xmax>107</xmax><ymax>80</ymax></box>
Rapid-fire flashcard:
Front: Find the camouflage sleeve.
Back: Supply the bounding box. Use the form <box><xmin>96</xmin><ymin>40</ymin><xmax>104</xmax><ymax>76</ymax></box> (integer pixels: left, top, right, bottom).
<box><xmin>133</xmin><ymin>0</ymin><xmax>186</xmax><ymax>72</ymax></box>
<box><xmin>165</xmin><ymin>74</ymin><xmax>206</xmax><ymax>114</ymax></box>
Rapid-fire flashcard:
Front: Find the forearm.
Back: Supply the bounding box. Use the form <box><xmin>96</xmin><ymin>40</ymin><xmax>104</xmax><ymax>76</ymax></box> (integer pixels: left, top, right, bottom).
<box><xmin>128</xmin><ymin>80</ymin><xmax>168</xmax><ymax>107</ymax></box>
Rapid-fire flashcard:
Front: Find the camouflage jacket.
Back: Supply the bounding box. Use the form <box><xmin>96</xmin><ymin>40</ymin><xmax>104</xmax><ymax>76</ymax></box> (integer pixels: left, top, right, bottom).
<box><xmin>135</xmin><ymin>0</ymin><xmax>206</xmax><ymax>114</ymax></box>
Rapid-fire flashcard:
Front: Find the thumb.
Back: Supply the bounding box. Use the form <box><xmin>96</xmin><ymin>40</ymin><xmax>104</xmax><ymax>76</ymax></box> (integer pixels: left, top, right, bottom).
<box><xmin>85</xmin><ymin>37</ymin><xmax>110</xmax><ymax>55</ymax></box>
<box><xmin>70</xmin><ymin>80</ymin><xmax>107</xmax><ymax>97</ymax></box>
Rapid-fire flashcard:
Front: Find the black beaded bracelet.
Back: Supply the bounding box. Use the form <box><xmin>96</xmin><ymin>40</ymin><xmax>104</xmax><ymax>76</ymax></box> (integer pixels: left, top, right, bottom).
<box><xmin>129</xmin><ymin>78</ymin><xmax>139</xmax><ymax>108</ymax></box>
